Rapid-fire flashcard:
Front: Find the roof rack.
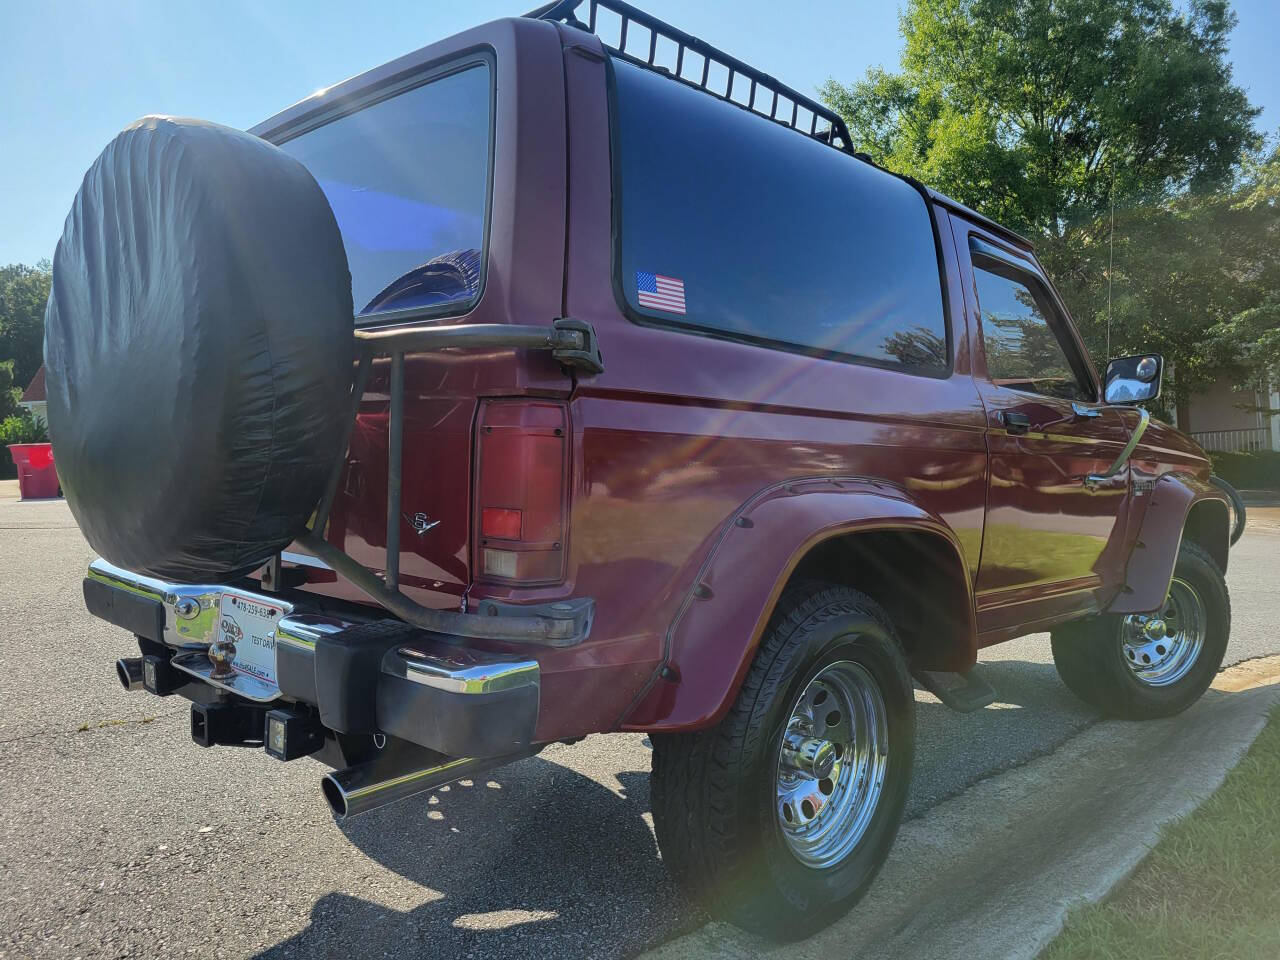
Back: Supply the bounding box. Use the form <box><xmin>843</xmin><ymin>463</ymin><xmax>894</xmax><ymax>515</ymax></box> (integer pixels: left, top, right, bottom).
<box><xmin>528</xmin><ymin>0</ymin><xmax>855</xmax><ymax>155</ymax></box>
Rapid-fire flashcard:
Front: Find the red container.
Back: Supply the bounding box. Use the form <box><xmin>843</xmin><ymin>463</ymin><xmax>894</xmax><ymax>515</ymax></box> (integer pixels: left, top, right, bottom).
<box><xmin>7</xmin><ymin>442</ymin><xmax>60</xmax><ymax>499</ymax></box>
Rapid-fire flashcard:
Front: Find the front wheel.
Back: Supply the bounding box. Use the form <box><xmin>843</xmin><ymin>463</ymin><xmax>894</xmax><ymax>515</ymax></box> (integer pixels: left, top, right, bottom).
<box><xmin>1051</xmin><ymin>541</ymin><xmax>1230</xmax><ymax>719</ymax></box>
<box><xmin>650</xmin><ymin>583</ymin><xmax>914</xmax><ymax>940</ymax></box>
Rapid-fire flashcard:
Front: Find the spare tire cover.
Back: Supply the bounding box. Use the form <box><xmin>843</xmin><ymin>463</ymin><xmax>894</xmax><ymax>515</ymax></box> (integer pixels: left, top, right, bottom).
<box><xmin>45</xmin><ymin>115</ymin><xmax>354</xmax><ymax>582</ymax></box>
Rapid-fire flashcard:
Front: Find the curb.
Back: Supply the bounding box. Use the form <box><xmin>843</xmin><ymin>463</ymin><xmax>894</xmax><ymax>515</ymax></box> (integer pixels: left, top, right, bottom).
<box><xmin>642</xmin><ymin>656</ymin><xmax>1280</xmax><ymax>960</ymax></box>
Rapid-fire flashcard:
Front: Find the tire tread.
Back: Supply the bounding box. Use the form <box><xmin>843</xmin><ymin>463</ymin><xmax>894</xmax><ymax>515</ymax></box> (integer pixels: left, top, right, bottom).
<box><xmin>651</xmin><ymin>582</ymin><xmax>907</xmax><ymax>933</ymax></box>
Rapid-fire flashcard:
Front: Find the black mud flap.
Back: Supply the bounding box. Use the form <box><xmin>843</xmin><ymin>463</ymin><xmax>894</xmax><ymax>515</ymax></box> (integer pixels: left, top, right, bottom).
<box><xmin>914</xmin><ymin>666</ymin><xmax>998</xmax><ymax>713</ymax></box>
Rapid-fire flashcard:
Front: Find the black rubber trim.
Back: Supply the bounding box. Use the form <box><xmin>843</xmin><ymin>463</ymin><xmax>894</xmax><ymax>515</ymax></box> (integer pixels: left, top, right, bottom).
<box><xmin>314</xmin><ymin>621</ymin><xmax>418</xmax><ymax>735</ymax></box>
<box><xmin>83</xmin><ymin>577</ymin><xmax>165</xmax><ymax>643</ymax></box>
<box><xmin>276</xmin><ymin>641</ymin><xmax>319</xmax><ymax>705</ymax></box>
<box><xmin>274</xmin><ymin>622</ymin><xmax>540</xmax><ymax>758</ymax></box>
<box><xmin>376</xmin><ymin>674</ymin><xmax>538</xmax><ymax>759</ymax></box>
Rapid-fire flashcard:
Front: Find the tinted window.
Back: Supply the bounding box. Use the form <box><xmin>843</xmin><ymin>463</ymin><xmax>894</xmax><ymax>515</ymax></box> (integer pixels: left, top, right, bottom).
<box><xmin>611</xmin><ymin>60</ymin><xmax>948</xmax><ymax>372</ymax></box>
<box><xmin>972</xmin><ymin>263</ymin><xmax>1088</xmax><ymax>401</ymax></box>
<box><xmin>280</xmin><ymin>64</ymin><xmax>490</xmax><ymax>321</ymax></box>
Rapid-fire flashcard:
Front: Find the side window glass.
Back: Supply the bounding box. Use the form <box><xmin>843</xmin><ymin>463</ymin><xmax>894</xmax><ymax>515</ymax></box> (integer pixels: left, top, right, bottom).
<box><xmin>611</xmin><ymin>58</ymin><xmax>949</xmax><ymax>374</ymax></box>
<box><xmin>972</xmin><ymin>264</ymin><xmax>1088</xmax><ymax>402</ymax></box>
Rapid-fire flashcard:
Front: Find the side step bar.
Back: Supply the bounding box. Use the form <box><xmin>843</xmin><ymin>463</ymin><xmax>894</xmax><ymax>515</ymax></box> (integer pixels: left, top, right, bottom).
<box><xmin>914</xmin><ymin>667</ymin><xmax>998</xmax><ymax>713</ymax></box>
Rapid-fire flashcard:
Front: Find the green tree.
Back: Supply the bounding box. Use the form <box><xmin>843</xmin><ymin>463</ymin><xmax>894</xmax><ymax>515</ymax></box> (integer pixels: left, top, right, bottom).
<box><xmin>0</xmin><ymin>260</ymin><xmax>52</xmax><ymax>391</ymax></box>
<box><xmin>1082</xmin><ymin>147</ymin><xmax>1280</xmax><ymax>411</ymax></box>
<box><xmin>821</xmin><ymin>0</ymin><xmax>1268</xmax><ymax>413</ymax></box>
<box><xmin>1203</xmin><ymin>147</ymin><xmax>1280</xmax><ymax>401</ymax></box>
<box><xmin>0</xmin><ymin>359</ymin><xmax>20</xmax><ymax>422</ymax></box>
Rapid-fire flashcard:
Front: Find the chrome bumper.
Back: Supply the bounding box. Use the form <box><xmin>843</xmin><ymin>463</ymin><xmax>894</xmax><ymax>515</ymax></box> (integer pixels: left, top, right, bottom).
<box><xmin>85</xmin><ymin>558</ymin><xmax>267</xmax><ymax>650</ymax></box>
<box><xmin>85</xmin><ymin>558</ymin><xmax>306</xmax><ymax>701</ymax></box>
<box><xmin>83</xmin><ymin>558</ymin><xmax>541</xmax><ymax>756</ymax></box>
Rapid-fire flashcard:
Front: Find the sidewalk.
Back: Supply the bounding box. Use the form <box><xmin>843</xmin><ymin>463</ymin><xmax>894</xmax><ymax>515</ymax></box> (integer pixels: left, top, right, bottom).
<box><xmin>1240</xmin><ymin>489</ymin><xmax>1280</xmax><ymax>507</ymax></box>
<box><xmin>644</xmin><ymin>656</ymin><xmax>1280</xmax><ymax>960</ymax></box>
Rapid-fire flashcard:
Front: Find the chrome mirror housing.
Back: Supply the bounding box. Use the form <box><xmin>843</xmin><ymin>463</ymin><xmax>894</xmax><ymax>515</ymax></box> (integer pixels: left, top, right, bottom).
<box><xmin>1104</xmin><ymin>354</ymin><xmax>1163</xmax><ymax>405</ymax></box>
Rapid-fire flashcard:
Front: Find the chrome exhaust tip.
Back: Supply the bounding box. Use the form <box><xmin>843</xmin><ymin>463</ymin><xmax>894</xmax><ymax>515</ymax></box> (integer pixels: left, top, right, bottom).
<box><xmin>320</xmin><ymin>774</ymin><xmax>350</xmax><ymax>818</ymax></box>
<box><xmin>115</xmin><ymin>657</ymin><xmax>144</xmax><ymax>691</ymax></box>
<box><xmin>322</xmin><ymin>749</ymin><xmax>530</xmax><ymax>819</ymax></box>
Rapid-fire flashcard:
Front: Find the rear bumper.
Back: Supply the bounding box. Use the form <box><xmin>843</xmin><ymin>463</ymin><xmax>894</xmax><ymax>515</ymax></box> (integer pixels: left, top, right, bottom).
<box><xmin>84</xmin><ymin>559</ymin><xmax>539</xmax><ymax>758</ymax></box>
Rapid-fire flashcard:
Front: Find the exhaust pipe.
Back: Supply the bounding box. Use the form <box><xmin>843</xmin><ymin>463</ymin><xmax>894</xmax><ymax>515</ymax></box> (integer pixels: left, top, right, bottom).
<box><xmin>115</xmin><ymin>657</ymin><xmax>144</xmax><ymax>691</ymax></box>
<box><xmin>322</xmin><ymin>748</ymin><xmax>530</xmax><ymax>819</ymax></box>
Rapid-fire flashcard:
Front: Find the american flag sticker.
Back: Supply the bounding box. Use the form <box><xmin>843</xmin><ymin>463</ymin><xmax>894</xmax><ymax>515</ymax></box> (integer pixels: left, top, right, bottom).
<box><xmin>636</xmin><ymin>271</ymin><xmax>686</xmax><ymax>315</ymax></box>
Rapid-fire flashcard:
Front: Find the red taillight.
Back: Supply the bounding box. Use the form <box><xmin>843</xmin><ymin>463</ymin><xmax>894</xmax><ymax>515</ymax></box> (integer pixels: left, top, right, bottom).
<box><xmin>474</xmin><ymin>400</ymin><xmax>568</xmax><ymax>583</ymax></box>
<box><xmin>481</xmin><ymin>507</ymin><xmax>523</xmax><ymax>540</ymax></box>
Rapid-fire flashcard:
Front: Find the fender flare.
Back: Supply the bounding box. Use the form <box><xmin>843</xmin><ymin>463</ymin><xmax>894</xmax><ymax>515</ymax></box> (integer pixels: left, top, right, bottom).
<box><xmin>1210</xmin><ymin>474</ymin><xmax>1246</xmax><ymax>546</ymax></box>
<box><xmin>620</xmin><ymin>477</ymin><xmax>976</xmax><ymax>731</ymax></box>
<box><xmin>1107</xmin><ymin>472</ymin><xmax>1230</xmax><ymax>615</ymax></box>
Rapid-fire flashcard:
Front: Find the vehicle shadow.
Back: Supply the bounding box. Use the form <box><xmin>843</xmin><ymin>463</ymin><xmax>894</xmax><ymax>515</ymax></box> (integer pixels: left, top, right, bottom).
<box><xmin>906</xmin><ymin>657</ymin><xmax>1099</xmax><ymax>816</ymax></box>
<box><xmin>255</xmin><ymin>750</ymin><xmax>699</xmax><ymax>960</ymax></box>
<box><xmin>256</xmin><ymin>659</ymin><xmax>1092</xmax><ymax>959</ymax></box>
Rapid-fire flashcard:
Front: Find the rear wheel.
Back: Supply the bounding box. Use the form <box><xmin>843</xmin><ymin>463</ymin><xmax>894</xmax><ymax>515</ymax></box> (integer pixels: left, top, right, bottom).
<box><xmin>650</xmin><ymin>583</ymin><xmax>914</xmax><ymax>940</ymax></box>
<box><xmin>1051</xmin><ymin>541</ymin><xmax>1230</xmax><ymax>719</ymax></box>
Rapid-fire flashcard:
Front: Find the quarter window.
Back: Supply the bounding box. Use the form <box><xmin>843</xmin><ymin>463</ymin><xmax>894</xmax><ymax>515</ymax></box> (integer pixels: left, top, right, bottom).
<box><xmin>279</xmin><ymin>63</ymin><xmax>491</xmax><ymax>322</ymax></box>
<box><xmin>972</xmin><ymin>264</ymin><xmax>1089</xmax><ymax>401</ymax></box>
<box><xmin>611</xmin><ymin>59</ymin><xmax>949</xmax><ymax>373</ymax></box>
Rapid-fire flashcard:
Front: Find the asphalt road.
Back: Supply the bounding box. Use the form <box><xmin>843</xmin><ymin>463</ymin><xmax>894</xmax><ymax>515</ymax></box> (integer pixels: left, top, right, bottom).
<box><xmin>1</xmin><ymin>494</ymin><xmax>1276</xmax><ymax>960</ymax></box>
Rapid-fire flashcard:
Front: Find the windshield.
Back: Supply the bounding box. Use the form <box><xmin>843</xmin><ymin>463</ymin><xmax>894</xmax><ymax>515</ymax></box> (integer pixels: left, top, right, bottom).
<box><xmin>279</xmin><ymin>62</ymin><xmax>492</xmax><ymax>322</ymax></box>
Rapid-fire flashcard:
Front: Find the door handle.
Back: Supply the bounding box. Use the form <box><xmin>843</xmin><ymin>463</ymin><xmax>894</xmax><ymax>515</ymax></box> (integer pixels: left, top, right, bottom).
<box><xmin>1001</xmin><ymin>411</ymin><xmax>1031</xmax><ymax>434</ymax></box>
<box><xmin>1071</xmin><ymin>402</ymin><xmax>1102</xmax><ymax>419</ymax></box>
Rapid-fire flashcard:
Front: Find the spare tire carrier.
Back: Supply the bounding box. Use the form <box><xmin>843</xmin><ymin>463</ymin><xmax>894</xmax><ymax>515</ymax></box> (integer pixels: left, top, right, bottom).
<box><xmin>298</xmin><ymin>318</ymin><xmax>603</xmax><ymax>646</ymax></box>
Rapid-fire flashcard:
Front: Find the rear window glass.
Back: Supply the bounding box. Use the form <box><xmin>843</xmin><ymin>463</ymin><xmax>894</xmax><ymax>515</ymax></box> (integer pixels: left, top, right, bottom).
<box><xmin>280</xmin><ymin>63</ymin><xmax>491</xmax><ymax>322</ymax></box>
<box><xmin>610</xmin><ymin>59</ymin><xmax>948</xmax><ymax>372</ymax></box>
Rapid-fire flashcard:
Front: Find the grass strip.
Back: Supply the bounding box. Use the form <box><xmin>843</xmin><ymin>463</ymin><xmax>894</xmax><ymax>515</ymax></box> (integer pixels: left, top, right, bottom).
<box><xmin>1040</xmin><ymin>703</ymin><xmax>1280</xmax><ymax>959</ymax></box>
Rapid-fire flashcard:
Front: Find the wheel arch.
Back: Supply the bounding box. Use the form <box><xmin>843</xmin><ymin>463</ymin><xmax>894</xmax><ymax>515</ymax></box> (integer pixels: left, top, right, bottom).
<box><xmin>620</xmin><ymin>478</ymin><xmax>978</xmax><ymax>732</ymax></box>
<box><xmin>1108</xmin><ymin>472</ymin><xmax>1230</xmax><ymax>615</ymax></box>
<box><xmin>1182</xmin><ymin>498</ymin><xmax>1229</xmax><ymax>573</ymax></box>
<box><xmin>787</xmin><ymin>529</ymin><xmax>976</xmax><ymax>675</ymax></box>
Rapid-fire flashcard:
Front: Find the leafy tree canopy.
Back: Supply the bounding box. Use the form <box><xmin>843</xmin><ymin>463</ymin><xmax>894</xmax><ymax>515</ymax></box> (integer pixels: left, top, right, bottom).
<box><xmin>0</xmin><ymin>260</ymin><xmax>52</xmax><ymax>392</ymax></box>
<box><xmin>823</xmin><ymin>0</ymin><xmax>1257</xmax><ymax>236</ymax></box>
<box><xmin>822</xmin><ymin>0</ymin><xmax>1275</xmax><ymax>410</ymax></box>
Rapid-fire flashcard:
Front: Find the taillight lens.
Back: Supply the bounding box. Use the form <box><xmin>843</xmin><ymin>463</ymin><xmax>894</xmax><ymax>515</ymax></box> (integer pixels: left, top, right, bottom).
<box><xmin>481</xmin><ymin>507</ymin><xmax>523</xmax><ymax>540</ymax></box>
<box><xmin>474</xmin><ymin>400</ymin><xmax>568</xmax><ymax>583</ymax></box>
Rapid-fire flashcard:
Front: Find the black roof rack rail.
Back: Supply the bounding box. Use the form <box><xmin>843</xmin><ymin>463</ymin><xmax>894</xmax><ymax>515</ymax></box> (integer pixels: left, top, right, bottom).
<box><xmin>528</xmin><ymin>0</ymin><xmax>856</xmax><ymax>156</ymax></box>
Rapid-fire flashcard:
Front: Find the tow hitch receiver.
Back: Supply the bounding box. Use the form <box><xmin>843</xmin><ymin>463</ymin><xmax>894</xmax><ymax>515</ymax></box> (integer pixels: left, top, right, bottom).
<box><xmin>190</xmin><ymin>701</ymin><xmax>267</xmax><ymax>748</ymax></box>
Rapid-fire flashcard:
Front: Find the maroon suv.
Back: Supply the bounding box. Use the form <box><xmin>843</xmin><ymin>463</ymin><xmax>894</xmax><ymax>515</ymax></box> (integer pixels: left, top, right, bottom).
<box><xmin>49</xmin><ymin>0</ymin><xmax>1236</xmax><ymax>938</ymax></box>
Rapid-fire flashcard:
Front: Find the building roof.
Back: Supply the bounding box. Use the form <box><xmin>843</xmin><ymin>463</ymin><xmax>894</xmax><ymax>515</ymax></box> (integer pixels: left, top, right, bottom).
<box><xmin>20</xmin><ymin>365</ymin><xmax>46</xmax><ymax>403</ymax></box>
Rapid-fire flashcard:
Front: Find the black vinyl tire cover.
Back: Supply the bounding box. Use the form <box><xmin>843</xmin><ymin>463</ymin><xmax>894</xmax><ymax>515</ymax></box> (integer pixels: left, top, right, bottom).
<box><xmin>45</xmin><ymin>115</ymin><xmax>354</xmax><ymax>582</ymax></box>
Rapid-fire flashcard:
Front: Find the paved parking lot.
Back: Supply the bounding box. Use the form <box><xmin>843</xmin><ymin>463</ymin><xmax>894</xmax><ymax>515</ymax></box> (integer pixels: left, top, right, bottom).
<box><xmin>1</xmin><ymin>492</ymin><xmax>1277</xmax><ymax>959</ymax></box>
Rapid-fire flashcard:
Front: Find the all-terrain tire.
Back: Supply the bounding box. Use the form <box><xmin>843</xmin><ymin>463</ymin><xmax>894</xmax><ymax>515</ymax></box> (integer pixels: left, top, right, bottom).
<box><xmin>1050</xmin><ymin>541</ymin><xmax>1230</xmax><ymax>719</ymax></box>
<box><xmin>650</xmin><ymin>582</ymin><xmax>914</xmax><ymax>940</ymax></box>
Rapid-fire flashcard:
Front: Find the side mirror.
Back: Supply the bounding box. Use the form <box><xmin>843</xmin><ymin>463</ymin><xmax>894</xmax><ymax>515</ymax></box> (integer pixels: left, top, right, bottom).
<box><xmin>1104</xmin><ymin>354</ymin><xmax>1163</xmax><ymax>405</ymax></box>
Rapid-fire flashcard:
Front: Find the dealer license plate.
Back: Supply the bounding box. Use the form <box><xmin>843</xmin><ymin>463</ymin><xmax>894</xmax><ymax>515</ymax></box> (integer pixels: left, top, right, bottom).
<box><xmin>218</xmin><ymin>592</ymin><xmax>285</xmax><ymax>687</ymax></box>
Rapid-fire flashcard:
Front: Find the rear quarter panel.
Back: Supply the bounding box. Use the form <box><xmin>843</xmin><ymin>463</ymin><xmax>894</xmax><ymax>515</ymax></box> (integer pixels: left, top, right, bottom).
<box><xmin>547</xmin><ymin>35</ymin><xmax>988</xmax><ymax>737</ymax></box>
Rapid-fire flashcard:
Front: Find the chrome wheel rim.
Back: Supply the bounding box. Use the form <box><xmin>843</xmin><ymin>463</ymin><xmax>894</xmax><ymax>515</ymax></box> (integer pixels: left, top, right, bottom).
<box><xmin>775</xmin><ymin>660</ymin><xmax>888</xmax><ymax>869</ymax></box>
<box><xmin>1120</xmin><ymin>577</ymin><xmax>1205</xmax><ymax>687</ymax></box>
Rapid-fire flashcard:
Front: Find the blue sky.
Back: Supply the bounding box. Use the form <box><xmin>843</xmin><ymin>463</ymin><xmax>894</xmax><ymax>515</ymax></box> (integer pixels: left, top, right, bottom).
<box><xmin>2</xmin><ymin>0</ymin><xmax>1277</xmax><ymax>266</ymax></box>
